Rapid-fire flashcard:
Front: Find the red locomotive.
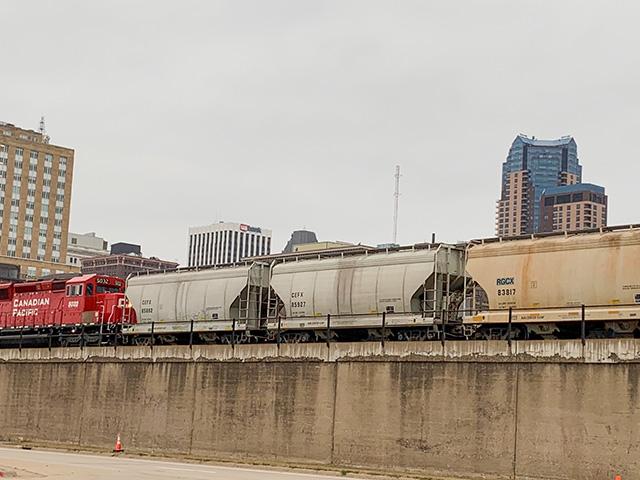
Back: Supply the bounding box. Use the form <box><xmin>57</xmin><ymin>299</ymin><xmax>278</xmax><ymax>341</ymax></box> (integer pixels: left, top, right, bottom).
<box><xmin>0</xmin><ymin>274</ymin><xmax>136</xmax><ymax>346</ymax></box>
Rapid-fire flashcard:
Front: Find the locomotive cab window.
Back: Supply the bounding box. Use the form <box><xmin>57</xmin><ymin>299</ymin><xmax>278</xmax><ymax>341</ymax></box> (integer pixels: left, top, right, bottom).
<box><xmin>0</xmin><ymin>288</ymin><xmax>9</xmax><ymax>300</ymax></box>
<box><xmin>96</xmin><ymin>285</ymin><xmax>121</xmax><ymax>294</ymax></box>
<box><xmin>66</xmin><ymin>285</ymin><xmax>83</xmax><ymax>296</ymax></box>
<box><xmin>86</xmin><ymin>284</ymin><xmax>94</xmax><ymax>296</ymax></box>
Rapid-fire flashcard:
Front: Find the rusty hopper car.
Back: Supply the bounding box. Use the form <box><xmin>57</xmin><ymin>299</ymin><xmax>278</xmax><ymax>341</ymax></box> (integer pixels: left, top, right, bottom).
<box><xmin>266</xmin><ymin>244</ymin><xmax>467</xmax><ymax>342</ymax></box>
<box><xmin>123</xmin><ymin>262</ymin><xmax>270</xmax><ymax>344</ymax></box>
<box><xmin>464</xmin><ymin>226</ymin><xmax>640</xmax><ymax>338</ymax></box>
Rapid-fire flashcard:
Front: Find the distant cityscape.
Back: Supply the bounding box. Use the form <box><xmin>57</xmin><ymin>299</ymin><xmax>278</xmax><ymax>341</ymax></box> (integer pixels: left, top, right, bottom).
<box><xmin>0</xmin><ymin>119</ymin><xmax>610</xmax><ymax>281</ymax></box>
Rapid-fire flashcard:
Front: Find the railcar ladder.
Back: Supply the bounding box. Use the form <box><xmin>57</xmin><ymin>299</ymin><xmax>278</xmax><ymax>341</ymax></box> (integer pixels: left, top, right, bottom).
<box><xmin>267</xmin><ymin>295</ymin><xmax>280</xmax><ymax>319</ymax></box>
<box><xmin>239</xmin><ymin>263</ymin><xmax>266</xmax><ymax>324</ymax></box>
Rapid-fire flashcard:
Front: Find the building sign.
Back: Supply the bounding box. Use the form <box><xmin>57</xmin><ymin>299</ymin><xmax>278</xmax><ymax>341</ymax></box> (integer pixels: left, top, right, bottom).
<box><xmin>239</xmin><ymin>224</ymin><xmax>262</xmax><ymax>234</ymax></box>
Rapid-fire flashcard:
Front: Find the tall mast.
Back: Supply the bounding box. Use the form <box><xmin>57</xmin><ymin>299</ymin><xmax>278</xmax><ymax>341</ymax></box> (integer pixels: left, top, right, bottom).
<box><xmin>393</xmin><ymin>165</ymin><xmax>401</xmax><ymax>244</ymax></box>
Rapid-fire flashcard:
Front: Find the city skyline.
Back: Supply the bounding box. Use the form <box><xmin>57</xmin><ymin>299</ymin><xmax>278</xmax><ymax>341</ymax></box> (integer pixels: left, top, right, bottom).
<box><xmin>2</xmin><ymin>2</ymin><xmax>639</xmax><ymax>264</ymax></box>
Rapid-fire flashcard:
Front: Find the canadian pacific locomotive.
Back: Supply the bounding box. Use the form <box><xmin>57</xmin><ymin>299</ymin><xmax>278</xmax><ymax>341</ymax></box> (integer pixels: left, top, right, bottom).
<box><xmin>0</xmin><ymin>274</ymin><xmax>134</xmax><ymax>346</ymax></box>
<box><xmin>122</xmin><ymin>224</ymin><xmax>640</xmax><ymax>344</ymax></box>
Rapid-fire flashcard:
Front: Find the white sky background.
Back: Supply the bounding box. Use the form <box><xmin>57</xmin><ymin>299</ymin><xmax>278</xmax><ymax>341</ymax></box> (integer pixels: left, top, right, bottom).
<box><xmin>2</xmin><ymin>1</ymin><xmax>639</xmax><ymax>264</ymax></box>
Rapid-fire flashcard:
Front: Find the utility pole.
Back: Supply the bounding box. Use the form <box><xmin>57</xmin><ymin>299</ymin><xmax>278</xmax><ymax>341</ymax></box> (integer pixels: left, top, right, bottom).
<box><xmin>393</xmin><ymin>165</ymin><xmax>401</xmax><ymax>244</ymax></box>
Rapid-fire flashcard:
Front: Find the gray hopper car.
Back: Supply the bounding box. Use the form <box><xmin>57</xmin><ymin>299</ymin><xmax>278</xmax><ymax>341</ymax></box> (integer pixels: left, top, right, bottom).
<box><xmin>123</xmin><ymin>244</ymin><xmax>467</xmax><ymax>344</ymax></box>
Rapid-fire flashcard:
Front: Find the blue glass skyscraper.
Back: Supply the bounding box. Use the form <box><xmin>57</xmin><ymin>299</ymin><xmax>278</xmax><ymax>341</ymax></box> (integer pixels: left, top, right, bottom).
<box><xmin>496</xmin><ymin>135</ymin><xmax>582</xmax><ymax>236</ymax></box>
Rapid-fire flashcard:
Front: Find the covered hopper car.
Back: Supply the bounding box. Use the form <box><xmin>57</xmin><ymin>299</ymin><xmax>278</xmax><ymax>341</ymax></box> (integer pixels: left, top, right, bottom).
<box><xmin>265</xmin><ymin>245</ymin><xmax>466</xmax><ymax>342</ymax></box>
<box><xmin>464</xmin><ymin>226</ymin><xmax>640</xmax><ymax>338</ymax></box>
<box><xmin>124</xmin><ymin>262</ymin><xmax>270</xmax><ymax>344</ymax></box>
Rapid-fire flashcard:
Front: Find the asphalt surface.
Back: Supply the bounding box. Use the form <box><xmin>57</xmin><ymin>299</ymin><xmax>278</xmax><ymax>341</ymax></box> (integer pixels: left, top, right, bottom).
<box><xmin>0</xmin><ymin>447</ymin><xmax>366</xmax><ymax>479</ymax></box>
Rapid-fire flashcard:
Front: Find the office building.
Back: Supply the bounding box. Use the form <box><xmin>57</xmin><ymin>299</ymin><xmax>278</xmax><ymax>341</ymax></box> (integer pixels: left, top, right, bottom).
<box><xmin>67</xmin><ymin>232</ymin><xmax>109</xmax><ymax>266</ymax></box>
<box><xmin>539</xmin><ymin>183</ymin><xmax>607</xmax><ymax>232</ymax></box>
<box><xmin>188</xmin><ymin>221</ymin><xmax>272</xmax><ymax>267</ymax></box>
<box><xmin>495</xmin><ymin>134</ymin><xmax>606</xmax><ymax>236</ymax></box>
<box><xmin>0</xmin><ymin>120</ymin><xmax>77</xmax><ymax>279</ymax></box>
<box><xmin>81</xmin><ymin>254</ymin><xmax>178</xmax><ymax>280</ymax></box>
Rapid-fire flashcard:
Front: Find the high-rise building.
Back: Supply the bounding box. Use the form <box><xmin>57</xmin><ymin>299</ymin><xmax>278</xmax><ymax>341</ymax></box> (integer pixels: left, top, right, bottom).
<box><xmin>188</xmin><ymin>221</ymin><xmax>272</xmax><ymax>267</ymax></box>
<box><xmin>0</xmin><ymin>121</ymin><xmax>77</xmax><ymax>279</ymax></box>
<box><xmin>67</xmin><ymin>232</ymin><xmax>109</xmax><ymax>267</ymax></box>
<box><xmin>496</xmin><ymin>135</ymin><xmax>585</xmax><ymax>237</ymax></box>
<box><xmin>539</xmin><ymin>183</ymin><xmax>607</xmax><ymax>233</ymax></box>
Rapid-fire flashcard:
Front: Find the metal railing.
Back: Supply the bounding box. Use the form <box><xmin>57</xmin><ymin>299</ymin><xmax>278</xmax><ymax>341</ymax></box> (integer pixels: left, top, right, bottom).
<box><xmin>0</xmin><ymin>302</ymin><xmax>638</xmax><ymax>349</ymax></box>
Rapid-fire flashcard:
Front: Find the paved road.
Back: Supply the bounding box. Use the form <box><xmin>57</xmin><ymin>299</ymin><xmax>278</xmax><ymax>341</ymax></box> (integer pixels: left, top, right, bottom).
<box><xmin>0</xmin><ymin>447</ymin><xmax>366</xmax><ymax>479</ymax></box>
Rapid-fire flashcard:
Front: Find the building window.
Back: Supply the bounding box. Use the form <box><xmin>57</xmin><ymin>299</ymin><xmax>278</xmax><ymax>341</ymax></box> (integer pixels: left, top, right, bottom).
<box><xmin>233</xmin><ymin>231</ymin><xmax>238</xmax><ymax>262</ymax></box>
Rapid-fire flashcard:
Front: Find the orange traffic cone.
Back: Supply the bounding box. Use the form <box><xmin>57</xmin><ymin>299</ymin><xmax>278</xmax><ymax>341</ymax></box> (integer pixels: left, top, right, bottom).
<box><xmin>113</xmin><ymin>433</ymin><xmax>124</xmax><ymax>453</ymax></box>
<box><xmin>615</xmin><ymin>475</ymin><xmax>622</xmax><ymax>480</ymax></box>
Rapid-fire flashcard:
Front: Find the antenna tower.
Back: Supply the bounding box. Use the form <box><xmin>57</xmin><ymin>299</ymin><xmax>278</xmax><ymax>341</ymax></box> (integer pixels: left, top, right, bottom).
<box><xmin>392</xmin><ymin>165</ymin><xmax>401</xmax><ymax>244</ymax></box>
<box><xmin>39</xmin><ymin>116</ymin><xmax>50</xmax><ymax>144</ymax></box>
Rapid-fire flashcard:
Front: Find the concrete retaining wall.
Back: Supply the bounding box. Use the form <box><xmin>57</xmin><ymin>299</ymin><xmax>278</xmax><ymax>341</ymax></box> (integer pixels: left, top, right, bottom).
<box><xmin>0</xmin><ymin>340</ymin><xmax>638</xmax><ymax>479</ymax></box>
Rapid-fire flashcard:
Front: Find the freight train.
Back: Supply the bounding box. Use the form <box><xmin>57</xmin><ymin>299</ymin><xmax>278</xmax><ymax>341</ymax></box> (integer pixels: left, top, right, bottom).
<box><xmin>122</xmin><ymin>225</ymin><xmax>640</xmax><ymax>344</ymax></box>
<box><xmin>2</xmin><ymin>225</ymin><xmax>640</xmax><ymax>347</ymax></box>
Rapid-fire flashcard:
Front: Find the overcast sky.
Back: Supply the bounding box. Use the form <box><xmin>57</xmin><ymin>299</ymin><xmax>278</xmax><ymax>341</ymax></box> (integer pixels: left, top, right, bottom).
<box><xmin>2</xmin><ymin>1</ymin><xmax>639</xmax><ymax>264</ymax></box>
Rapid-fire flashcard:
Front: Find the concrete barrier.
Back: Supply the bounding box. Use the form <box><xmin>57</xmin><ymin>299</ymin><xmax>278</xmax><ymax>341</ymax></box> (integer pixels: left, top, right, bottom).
<box><xmin>3</xmin><ymin>339</ymin><xmax>640</xmax><ymax>364</ymax></box>
<box><xmin>0</xmin><ymin>340</ymin><xmax>639</xmax><ymax>479</ymax></box>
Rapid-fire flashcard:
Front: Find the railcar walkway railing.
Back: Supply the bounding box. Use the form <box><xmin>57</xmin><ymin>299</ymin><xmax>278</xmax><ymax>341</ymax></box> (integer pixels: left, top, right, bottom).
<box><xmin>0</xmin><ymin>303</ymin><xmax>639</xmax><ymax>349</ymax></box>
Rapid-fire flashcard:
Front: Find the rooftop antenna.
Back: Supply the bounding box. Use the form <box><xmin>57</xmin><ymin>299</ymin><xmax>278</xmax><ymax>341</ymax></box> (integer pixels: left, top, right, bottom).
<box><xmin>392</xmin><ymin>165</ymin><xmax>401</xmax><ymax>244</ymax></box>
<box><xmin>39</xmin><ymin>116</ymin><xmax>50</xmax><ymax>144</ymax></box>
